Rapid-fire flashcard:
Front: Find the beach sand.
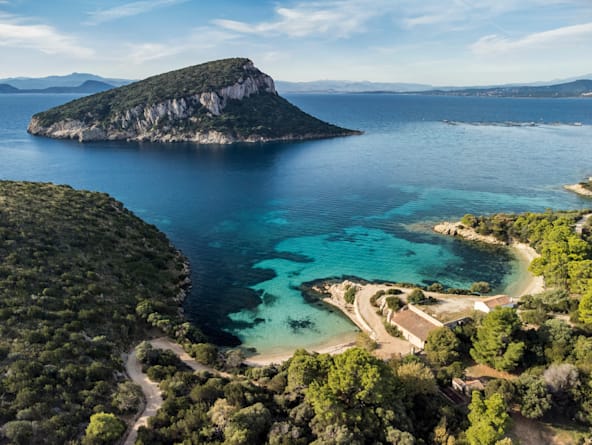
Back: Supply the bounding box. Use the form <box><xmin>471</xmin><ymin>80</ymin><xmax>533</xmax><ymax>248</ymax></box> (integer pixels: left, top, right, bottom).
<box><xmin>506</xmin><ymin>242</ymin><xmax>544</xmax><ymax>297</ymax></box>
<box><xmin>246</xmin><ymin>228</ymin><xmax>545</xmax><ymax>366</ymax></box>
<box><xmin>244</xmin><ymin>332</ymin><xmax>358</xmax><ymax>366</ymax></box>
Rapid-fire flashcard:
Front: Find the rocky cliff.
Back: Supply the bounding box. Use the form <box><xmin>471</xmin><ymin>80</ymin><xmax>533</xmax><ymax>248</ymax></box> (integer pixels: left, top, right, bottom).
<box><xmin>28</xmin><ymin>58</ymin><xmax>360</xmax><ymax>143</ymax></box>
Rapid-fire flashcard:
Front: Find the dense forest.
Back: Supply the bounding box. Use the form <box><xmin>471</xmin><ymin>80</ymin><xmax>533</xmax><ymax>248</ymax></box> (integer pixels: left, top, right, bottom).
<box><xmin>0</xmin><ymin>181</ymin><xmax>198</xmax><ymax>444</ymax></box>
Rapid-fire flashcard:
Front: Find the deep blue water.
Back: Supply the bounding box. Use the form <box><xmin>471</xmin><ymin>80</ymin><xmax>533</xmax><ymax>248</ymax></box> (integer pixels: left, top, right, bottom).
<box><xmin>1</xmin><ymin>93</ymin><xmax>591</xmax><ymax>353</ymax></box>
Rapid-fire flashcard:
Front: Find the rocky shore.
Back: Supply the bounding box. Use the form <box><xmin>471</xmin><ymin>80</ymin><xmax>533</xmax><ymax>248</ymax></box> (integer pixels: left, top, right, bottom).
<box><xmin>28</xmin><ymin>58</ymin><xmax>360</xmax><ymax>144</ymax></box>
<box><xmin>433</xmin><ymin>221</ymin><xmax>506</xmax><ymax>245</ymax></box>
<box><xmin>564</xmin><ymin>183</ymin><xmax>592</xmax><ymax>198</ymax></box>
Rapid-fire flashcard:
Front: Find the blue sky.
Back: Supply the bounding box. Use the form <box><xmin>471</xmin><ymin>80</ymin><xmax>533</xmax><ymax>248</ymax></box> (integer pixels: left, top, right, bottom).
<box><xmin>0</xmin><ymin>0</ymin><xmax>591</xmax><ymax>85</ymax></box>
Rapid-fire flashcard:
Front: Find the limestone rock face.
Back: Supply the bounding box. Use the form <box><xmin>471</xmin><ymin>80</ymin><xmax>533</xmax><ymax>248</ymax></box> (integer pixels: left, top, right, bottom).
<box><xmin>27</xmin><ymin>58</ymin><xmax>351</xmax><ymax>145</ymax></box>
<box><xmin>433</xmin><ymin>221</ymin><xmax>506</xmax><ymax>245</ymax></box>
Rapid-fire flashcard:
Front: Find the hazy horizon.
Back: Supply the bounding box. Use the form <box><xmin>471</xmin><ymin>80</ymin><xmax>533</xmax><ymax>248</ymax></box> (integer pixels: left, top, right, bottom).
<box><xmin>1</xmin><ymin>67</ymin><xmax>591</xmax><ymax>90</ymax></box>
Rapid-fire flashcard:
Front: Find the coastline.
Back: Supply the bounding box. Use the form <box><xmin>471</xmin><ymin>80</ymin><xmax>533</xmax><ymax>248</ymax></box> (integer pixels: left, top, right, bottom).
<box><xmin>506</xmin><ymin>242</ymin><xmax>544</xmax><ymax>297</ymax></box>
<box><xmin>243</xmin><ymin>221</ymin><xmax>544</xmax><ymax>366</ymax></box>
<box><xmin>246</xmin><ymin>226</ymin><xmax>544</xmax><ymax>366</ymax></box>
<box><xmin>433</xmin><ymin>221</ymin><xmax>544</xmax><ymax>297</ymax></box>
<box><xmin>564</xmin><ymin>183</ymin><xmax>592</xmax><ymax>198</ymax></box>
<box><xmin>244</xmin><ymin>331</ymin><xmax>358</xmax><ymax>366</ymax></box>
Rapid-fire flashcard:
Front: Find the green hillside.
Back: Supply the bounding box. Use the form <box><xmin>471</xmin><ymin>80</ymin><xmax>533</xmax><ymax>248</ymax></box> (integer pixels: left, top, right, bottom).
<box><xmin>0</xmin><ymin>181</ymin><xmax>196</xmax><ymax>443</ymax></box>
<box><xmin>34</xmin><ymin>58</ymin><xmax>253</xmax><ymax>125</ymax></box>
<box><xmin>29</xmin><ymin>58</ymin><xmax>359</xmax><ymax>143</ymax></box>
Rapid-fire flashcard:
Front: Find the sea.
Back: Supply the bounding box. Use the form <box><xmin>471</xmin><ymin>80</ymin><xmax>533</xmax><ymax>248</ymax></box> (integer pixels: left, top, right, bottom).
<box><xmin>1</xmin><ymin>93</ymin><xmax>591</xmax><ymax>355</ymax></box>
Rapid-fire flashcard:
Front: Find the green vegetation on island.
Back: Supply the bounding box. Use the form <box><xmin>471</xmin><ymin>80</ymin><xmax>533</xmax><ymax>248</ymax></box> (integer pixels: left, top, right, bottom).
<box><xmin>28</xmin><ymin>58</ymin><xmax>360</xmax><ymax>143</ymax></box>
<box><xmin>0</xmin><ymin>181</ymin><xmax>197</xmax><ymax>444</ymax></box>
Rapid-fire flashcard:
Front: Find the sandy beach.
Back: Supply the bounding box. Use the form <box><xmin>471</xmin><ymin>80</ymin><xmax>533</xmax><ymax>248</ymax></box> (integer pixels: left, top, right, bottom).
<box><xmin>246</xmin><ymin>223</ymin><xmax>545</xmax><ymax>366</ymax></box>
<box><xmin>433</xmin><ymin>221</ymin><xmax>545</xmax><ymax>298</ymax></box>
<box><xmin>244</xmin><ymin>332</ymin><xmax>358</xmax><ymax>366</ymax></box>
<box><xmin>507</xmin><ymin>242</ymin><xmax>545</xmax><ymax>297</ymax></box>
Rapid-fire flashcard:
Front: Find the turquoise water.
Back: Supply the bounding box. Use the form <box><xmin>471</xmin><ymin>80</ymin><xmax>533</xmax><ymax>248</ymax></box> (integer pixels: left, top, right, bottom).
<box><xmin>0</xmin><ymin>93</ymin><xmax>591</xmax><ymax>353</ymax></box>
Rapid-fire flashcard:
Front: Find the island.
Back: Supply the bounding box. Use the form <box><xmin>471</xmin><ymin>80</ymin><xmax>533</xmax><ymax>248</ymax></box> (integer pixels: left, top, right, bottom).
<box><xmin>27</xmin><ymin>58</ymin><xmax>361</xmax><ymax>144</ymax></box>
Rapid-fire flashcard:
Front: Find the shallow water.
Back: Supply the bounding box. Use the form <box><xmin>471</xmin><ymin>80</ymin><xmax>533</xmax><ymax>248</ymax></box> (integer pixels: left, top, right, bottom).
<box><xmin>0</xmin><ymin>93</ymin><xmax>591</xmax><ymax>353</ymax></box>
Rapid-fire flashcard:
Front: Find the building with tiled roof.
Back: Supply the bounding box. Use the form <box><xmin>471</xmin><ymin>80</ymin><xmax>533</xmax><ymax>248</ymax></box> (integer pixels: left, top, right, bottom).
<box><xmin>473</xmin><ymin>295</ymin><xmax>514</xmax><ymax>313</ymax></box>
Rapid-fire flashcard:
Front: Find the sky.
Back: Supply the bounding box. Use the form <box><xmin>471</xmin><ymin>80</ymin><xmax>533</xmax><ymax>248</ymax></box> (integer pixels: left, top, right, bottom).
<box><xmin>0</xmin><ymin>0</ymin><xmax>591</xmax><ymax>85</ymax></box>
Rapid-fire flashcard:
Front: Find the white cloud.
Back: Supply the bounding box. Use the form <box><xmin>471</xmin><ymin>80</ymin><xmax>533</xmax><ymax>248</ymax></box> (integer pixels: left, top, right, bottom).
<box><xmin>212</xmin><ymin>0</ymin><xmax>387</xmax><ymax>38</ymax></box>
<box><xmin>125</xmin><ymin>27</ymin><xmax>239</xmax><ymax>64</ymax></box>
<box><xmin>86</xmin><ymin>0</ymin><xmax>187</xmax><ymax>25</ymax></box>
<box><xmin>471</xmin><ymin>22</ymin><xmax>592</xmax><ymax>54</ymax></box>
<box><xmin>401</xmin><ymin>0</ymin><xmax>588</xmax><ymax>30</ymax></box>
<box><xmin>0</xmin><ymin>18</ymin><xmax>94</xmax><ymax>58</ymax></box>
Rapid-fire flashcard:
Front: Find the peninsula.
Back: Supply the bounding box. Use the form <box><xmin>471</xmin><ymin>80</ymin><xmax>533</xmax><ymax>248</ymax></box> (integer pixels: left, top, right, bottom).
<box><xmin>27</xmin><ymin>58</ymin><xmax>360</xmax><ymax>143</ymax></box>
<box><xmin>565</xmin><ymin>178</ymin><xmax>592</xmax><ymax>198</ymax></box>
<box><xmin>0</xmin><ymin>181</ymin><xmax>194</xmax><ymax>444</ymax></box>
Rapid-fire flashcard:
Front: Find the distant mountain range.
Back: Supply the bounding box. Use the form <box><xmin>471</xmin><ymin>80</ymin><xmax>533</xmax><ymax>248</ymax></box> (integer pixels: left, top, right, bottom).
<box><xmin>276</xmin><ymin>76</ymin><xmax>592</xmax><ymax>97</ymax></box>
<box><xmin>420</xmin><ymin>79</ymin><xmax>592</xmax><ymax>98</ymax></box>
<box><xmin>2</xmin><ymin>71</ymin><xmax>592</xmax><ymax>98</ymax></box>
<box><xmin>0</xmin><ymin>80</ymin><xmax>117</xmax><ymax>95</ymax></box>
<box><xmin>276</xmin><ymin>80</ymin><xmax>432</xmax><ymax>93</ymax></box>
<box><xmin>0</xmin><ymin>72</ymin><xmax>132</xmax><ymax>90</ymax></box>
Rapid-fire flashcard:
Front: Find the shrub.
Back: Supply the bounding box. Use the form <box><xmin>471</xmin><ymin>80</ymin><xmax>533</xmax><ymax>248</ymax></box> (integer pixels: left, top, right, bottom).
<box><xmin>385</xmin><ymin>296</ymin><xmax>404</xmax><ymax>311</ymax></box>
<box><xmin>427</xmin><ymin>282</ymin><xmax>444</xmax><ymax>292</ymax></box>
<box><xmin>344</xmin><ymin>285</ymin><xmax>358</xmax><ymax>304</ymax></box>
<box><xmin>83</xmin><ymin>413</ymin><xmax>126</xmax><ymax>445</ymax></box>
<box><xmin>370</xmin><ymin>290</ymin><xmax>385</xmax><ymax>307</ymax></box>
<box><xmin>384</xmin><ymin>322</ymin><xmax>402</xmax><ymax>338</ymax></box>
<box><xmin>408</xmin><ymin>289</ymin><xmax>425</xmax><ymax>304</ymax></box>
<box><xmin>111</xmin><ymin>381</ymin><xmax>142</xmax><ymax>414</ymax></box>
<box><xmin>470</xmin><ymin>281</ymin><xmax>491</xmax><ymax>294</ymax></box>
<box><xmin>386</xmin><ymin>288</ymin><xmax>403</xmax><ymax>295</ymax></box>
<box><xmin>356</xmin><ymin>332</ymin><xmax>378</xmax><ymax>351</ymax></box>
<box><xmin>461</xmin><ymin>214</ymin><xmax>477</xmax><ymax>227</ymax></box>
<box><xmin>190</xmin><ymin>343</ymin><xmax>219</xmax><ymax>366</ymax></box>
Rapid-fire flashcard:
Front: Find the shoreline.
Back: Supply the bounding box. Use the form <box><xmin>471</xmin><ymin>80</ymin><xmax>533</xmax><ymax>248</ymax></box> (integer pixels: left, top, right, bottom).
<box><xmin>433</xmin><ymin>220</ymin><xmax>544</xmax><ymax>297</ymax></box>
<box><xmin>242</xmin><ymin>221</ymin><xmax>544</xmax><ymax>366</ymax></box>
<box><xmin>244</xmin><ymin>331</ymin><xmax>358</xmax><ymax>366</ymax></box>
<box><xmin>564</xmin><ymin>183</ymin><xmax>592</xmax><ymax>198</ymax></box>
<box><xmin>506</xmin><ymin>242</ymin><xmax>544</xmax><ymax>297</ymax></box>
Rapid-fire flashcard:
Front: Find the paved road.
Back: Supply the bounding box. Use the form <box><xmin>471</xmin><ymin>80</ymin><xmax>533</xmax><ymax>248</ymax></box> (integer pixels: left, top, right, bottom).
<box><xmin>354</xmin><ymin>284</ymin><xmax>414</xmax><ymax>358</ymax></box>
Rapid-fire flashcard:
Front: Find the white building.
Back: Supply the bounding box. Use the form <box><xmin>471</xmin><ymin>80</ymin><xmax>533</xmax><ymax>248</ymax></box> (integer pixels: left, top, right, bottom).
<box><xmin>473</xmin><ymin>295</ymin><xmax>514</xmax><ymax>314</ymax></box>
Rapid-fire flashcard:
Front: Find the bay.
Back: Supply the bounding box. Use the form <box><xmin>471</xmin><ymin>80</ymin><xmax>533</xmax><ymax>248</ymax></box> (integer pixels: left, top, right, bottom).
<box><xmin>0</xmin><ymin>92</ymin><xmax>591</xmax><ymax>354</ymax></box>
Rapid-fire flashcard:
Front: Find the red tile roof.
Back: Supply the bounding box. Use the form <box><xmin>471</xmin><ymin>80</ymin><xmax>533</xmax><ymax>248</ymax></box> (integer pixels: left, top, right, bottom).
<box><xmin>390</xmin><ymin>309</ymin><xmax>439</xmax><ymax>342</ymax></box>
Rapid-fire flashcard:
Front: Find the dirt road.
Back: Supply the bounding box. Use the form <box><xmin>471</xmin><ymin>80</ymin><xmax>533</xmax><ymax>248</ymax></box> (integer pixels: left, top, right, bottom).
<box><xmin>123</xmin><ymin>337</ymin><xmax>228</xmax><ymax>444</ymax></box>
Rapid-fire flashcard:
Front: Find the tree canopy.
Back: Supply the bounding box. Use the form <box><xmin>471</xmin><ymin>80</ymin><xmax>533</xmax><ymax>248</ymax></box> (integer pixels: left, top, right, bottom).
<box><xmin>0</xmin><ymin>181</ymin><xmax>191</xmax><ymax>443</ymax></box>
<box><xmin>470</xmin><ymin>308</ymin><xmax>525</xmax><ymax>371</ymax></box>
<box><xmin>425</xmin><ymin>327</ymin><xmax>460</xmax><ymax>366</ymax></box>
<box><xmin>466</xmin><ymin>392</ymin><xmax>511</xmax><ymax>445</ymax></box>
